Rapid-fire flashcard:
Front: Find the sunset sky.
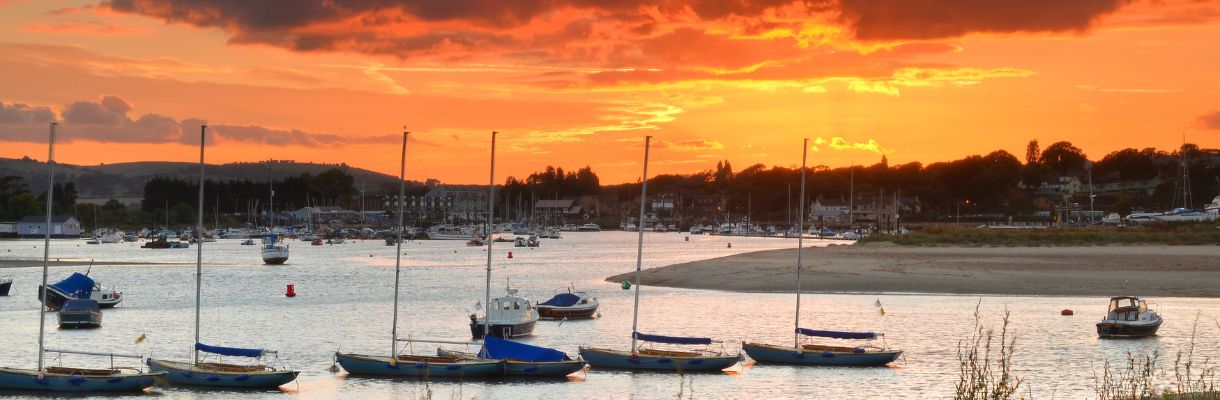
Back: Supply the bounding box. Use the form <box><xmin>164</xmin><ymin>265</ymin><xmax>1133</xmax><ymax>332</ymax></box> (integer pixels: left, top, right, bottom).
<box><xmin>1</xmin><ymin>0</ymin><xmax>1218</xmax><ymax>183</ymax></box>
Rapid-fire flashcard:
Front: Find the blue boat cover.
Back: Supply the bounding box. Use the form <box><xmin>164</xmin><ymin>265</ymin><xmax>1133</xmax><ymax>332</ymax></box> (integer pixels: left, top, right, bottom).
<box><xmin>633</xmin><ymin>332</ymin><xmax>712</xmax><ymax>345</ymax></box>
<box><xmin>796</xmin><ymin>328</ymin><xmax>877</xmax><ymax>340</ymax></box>
<box><xmin>477</xmin><ymin>336</ymin><xmax>567</xmax><ymax>362</ymax></box>
<box><xmin>50</xmin><ymin>273</ymin><xmax>94</xmax><ymax>298</ymax></box>
<box><xmin>195</xmin><ymin>342</ymin><xmax>264</xmax><ymax>358</ymax></box>
<box><xmin>539</xmin><ymin>293</ymin><xmax>581</xmax><ymax>307</ymax></box>
<box><xmin>60</xmin><ymin>299</ymin><xmax>100</xmax><ymax>312</ymax></box>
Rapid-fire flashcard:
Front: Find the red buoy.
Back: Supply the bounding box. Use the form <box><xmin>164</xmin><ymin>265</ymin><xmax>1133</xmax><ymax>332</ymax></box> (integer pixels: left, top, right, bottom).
<box><xmin>685</xmin><ymin>236</ymin><xmax>690</xmax><ymax>242</ymax></box>
<box><xmin>507</xmin><ymin>251</ymin><xmax>513</xmax><ymax>259</ymax></box>
<box><xmin>727</xmin><ymin>243</ymin><xmax>732</xmax><ymax>248</ymax></box>
<box><xmin>285</xmin><ymin>284</ymin><xmax>296</xmax><ymax>298</ymax></box>
<box><xmin>1061</xmin><ymin>309</ymin><xmax>1073</xmax><ymax>316</ymax></box>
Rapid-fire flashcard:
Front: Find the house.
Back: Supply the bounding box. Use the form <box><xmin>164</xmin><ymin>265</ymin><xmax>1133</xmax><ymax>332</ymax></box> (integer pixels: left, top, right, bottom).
<box><xmin>18</xmin><ymin>215</ymin><xmax>81</xmax><ymax>238</ymax></box>
<box><xmin>1037</xmin><ymin>176</ymin><xmax>1084</xmax><ymax>196</ymax></box>
<box><xmin>0</xmin><ymin>222</ymin><xmax>16</xmax><ymax>238</ymax></box>
<box><xmin>808</xmin><ymin>197</ymin><xmax>850</xmax><ymax>224</ymax></box>
<box><xmin>534</xmin><ymin>199</ymin><xmax>581</xmax><ymax>222</ymax></box>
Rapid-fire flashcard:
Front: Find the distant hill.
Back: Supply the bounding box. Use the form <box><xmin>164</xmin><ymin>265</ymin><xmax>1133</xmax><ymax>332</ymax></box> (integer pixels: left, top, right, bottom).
<box><xmin>0</xmin><ymin>157</ymin><xmax>406</xmax><ymax>199</ymax></box>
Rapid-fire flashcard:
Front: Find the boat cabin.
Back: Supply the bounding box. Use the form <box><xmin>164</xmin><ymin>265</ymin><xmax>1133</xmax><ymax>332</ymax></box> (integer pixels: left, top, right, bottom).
<box><xmin>485</xmin><ymin>291</ymin><xmax>536</xmax><ymax>323</ymax></box>
<box><xmin>1106</xmin><ymin>296</ymin><xmax>1149</xmax><ymax>321</ymax></box>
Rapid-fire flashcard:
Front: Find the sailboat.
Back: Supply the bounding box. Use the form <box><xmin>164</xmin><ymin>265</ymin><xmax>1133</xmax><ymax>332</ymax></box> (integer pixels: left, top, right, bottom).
<box><xmin>579</xmin><ymin>136</ymin><xmax>742</xmax><ymax>372</ymax></box>
<box><xmin>145</xmin><ymin>125</ymin><xmax>299</xmax><ymax>388</ymax></box>
<box><xmin>742</xmin><ymin>139</ymin><xmax>901</xmax><ymax>367</ymax></box>
<box><xmin>442</xmin><ymin>131</ymin><xmax>584</xmax><ymax>378</ymax></box>
<box><xmin>335</xmin><ymin>129</ymin><xmax>501</xmax><ymax>379</ymax></box>
<box><xmin>0</xmin><ymin>122</ymin><xmax>163</xmax><ymax>392</ymax></box>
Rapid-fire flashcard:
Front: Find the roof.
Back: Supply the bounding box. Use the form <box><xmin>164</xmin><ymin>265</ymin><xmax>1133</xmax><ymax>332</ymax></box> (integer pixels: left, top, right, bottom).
<box><xmin>19</xmin><ymin>215</ymin><xmax>77</xmax><ymax>224</ymax></box>
<box><xmin>535</xmin><ymin>199</ymin><xmax>574</xmax><ymax>208</ymax></box>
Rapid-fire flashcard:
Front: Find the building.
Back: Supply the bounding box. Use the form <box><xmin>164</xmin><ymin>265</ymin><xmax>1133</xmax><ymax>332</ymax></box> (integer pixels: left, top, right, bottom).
<box><xmin>1088</xmin><ymin>178</ymin><xmax>1163</xmax><ymax>196</ymax></box>
<box><xmin>1037</xmin><ymin>176</ymin><xmax>1085</xmax><ymax>196</ymax></box>
<box><xmin>534</xmin><ymin>199</ymin><xmax>581</xmax><ymax>223</ymax></box>
<box><xmin>0</xmin><ymin>222</ymin><xmax>16</xmax><ymax>238</ymax></box>
<box><xmin>808</xmin><ymin>197</ymin><xmax>850</xmax><ymax>224</ymax></box>
<box><xmin>18</xmin><ymin>215</ymin><xmax>81</xmax><ymax>238</ymax></box>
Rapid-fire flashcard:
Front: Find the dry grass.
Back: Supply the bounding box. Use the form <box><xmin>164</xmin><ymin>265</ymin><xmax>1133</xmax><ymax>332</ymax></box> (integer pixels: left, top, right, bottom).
<box><xmin>956</xmin><ymin>304</ymin><xmax>1023</xmax><ymax>400</ymax></box>
<box><xmin>1095</xmin><ymin>316</ymin><xmax>1218</xmax><ymax>400</ymax></box>
<box><xmin>862</xmin><ymin>223</ymin><xmax>1220</xmax><ymax>247</ymax></box>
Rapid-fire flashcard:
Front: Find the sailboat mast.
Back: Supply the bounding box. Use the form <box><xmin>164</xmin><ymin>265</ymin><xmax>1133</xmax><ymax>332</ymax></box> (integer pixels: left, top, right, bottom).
<box><xmin>36</xmin><ymin>121</ymin><xmax>57</xmax><ymax>372</ymax></box>
<box><xmin>194</xmin><ymin>125</ymin><xmax>206</xmax><ymax>365</ymax></box>
<box><xmin>629</xmin><ymin>136</ymin><xmax>652</xmax><ymax>353</ymax></box>
<box><xmin>484</xmin><ymin>132</ymin><xmax>497</xmax><ymax>340</ymax></box>
<box><xmin>793</xmin><ymin>138</ymin><xmax>808</xmax><ymax>349</ymax></box>
<box><xmin>391</xmin><ymin>129</ymin><xmax>409</xmax><ymax>356</ymax></box>
<box><xmin>848</xmin><ymin>164</ymin><xmax>854</xmax><ymax>227</ymax></box>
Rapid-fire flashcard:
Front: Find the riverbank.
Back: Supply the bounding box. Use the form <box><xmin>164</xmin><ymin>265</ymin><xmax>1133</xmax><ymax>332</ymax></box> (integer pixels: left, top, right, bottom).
<box><xmin>0</xmin><ymin>259</ymin><xmax>184</xmax><ymax>268</ymax></box>
<box><xmin>607</xmin><ymin>243</ymin><xmax>1220</xmax><ymax>297</ymax></box>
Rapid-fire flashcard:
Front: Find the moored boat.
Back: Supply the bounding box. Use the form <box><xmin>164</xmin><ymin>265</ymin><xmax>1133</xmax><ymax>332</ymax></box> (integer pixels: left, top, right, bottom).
<box><xmin>0</xmin><ymin>276</ymin><xmax>11</xmax><ymax>296</ymax></box>
<box><xmin>470</xmin><ymin>287</ymin><xmax>538</xmax><ymax>339</ymax></box>
<box><xmin>438</xmin><ymin>336</ymin><xmax>585</xmax><ymax>378</ymax></box>
<box><xmin>743</xmin><ymin>330</ymin><xmax>901</xmax><ymax>366</ymax></box>
<box><xmin>57</xmin><ymin>299</ymin><xmax>102</xmax><ymax>329</ymax></box>
<box><xmin>1097</xmin><ymin>296</ymin><xmax>1162</xmax><ymax>338</ymax></box>
<box><xmin>260</xmin><ymin>236</ymin><xmax>289</xmax><ymax>264</ymax></box>
<box><xmin>577</xmin><ymin>223</ymin><xmax>600</xmax><ymax>232</ymax></box>
<box><xmin>536</xmin><ymin>290</ymin><xmax>598</xmax><ymax>320</ymax></box>
<box><xmin>37</xmin><ymin>272</ymin><xmax>122</xmax><ymax>311</ymax></box>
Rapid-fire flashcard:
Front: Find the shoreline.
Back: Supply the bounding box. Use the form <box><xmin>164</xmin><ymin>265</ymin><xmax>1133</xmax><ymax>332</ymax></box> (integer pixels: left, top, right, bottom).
<box><xmin>607</xmin><ymin>243</ymin><xmax>1220</xmax><ymax>297</ymax></box>
<box><xmin>0</xmin><ymin>259</ymin><xmax>190</xmax><ymax>269</ymax></box>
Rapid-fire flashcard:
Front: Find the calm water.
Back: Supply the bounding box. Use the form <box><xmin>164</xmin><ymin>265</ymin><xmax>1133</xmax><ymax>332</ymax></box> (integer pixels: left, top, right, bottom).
<box><xmin>1</xmin><ymin>232</ymin><xmax>1217</xmax><ymax>399</ymax></box>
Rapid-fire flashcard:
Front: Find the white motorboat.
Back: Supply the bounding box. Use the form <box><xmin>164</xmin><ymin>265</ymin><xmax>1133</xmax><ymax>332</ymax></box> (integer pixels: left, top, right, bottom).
<box><xmin>1205</xmin><ymin>195</ymin><xmax>1220</xmax><ymax>216</ymax></box>
<box><xmin>1152</xmin><ymin>208</ymin><xmax>1212</xmax><ymax>222</ymax></box>
<box><xmin>578</xmin><ymin>223</ymin><xmax>601</xmax><ymax>232</ymax></box>
<box><xmin>427</xmin><ymin>225</ymin><xmax>475</xmax><ymax>240</ymax></box>
<box><xmin>623</xmin><ymin>223</ymin><xmax>638</xmax><ymax>231</ymax></box>
<box><xmin>1096</xmin><ymin>296</ymin><xmax>1162</xmax><ymax>338</ymax></box>
<box><xmin>560</xmin><ymin>224</ymin><xmax>579</xmax><ymax>232</ymax></box>
<box><xmin>100</xmin><ymin>230</ymin><xmax>123</xmax><ymax>244</ymax></box>
<box><xmin>260</xmin><ymin>236</ymin><xmax>289</xmax><ymax>264</ymax></box>
<box><xmin>470</xmin><ymin>287</ymin><xmax>538</xmax><ymax>339</ymax></box>
<box><xmin>1101</xmin><ymin>213</ymin><xmax>1123</xmax><ymax>225</ymax></box>
<box><xmin>299</xmin><ymin>232</ymin><xmax>317</xmax><ymax>241</ymax></box>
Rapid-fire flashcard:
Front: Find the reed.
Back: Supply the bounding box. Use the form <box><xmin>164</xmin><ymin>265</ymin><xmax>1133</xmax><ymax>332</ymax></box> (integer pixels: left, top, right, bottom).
<box><xmin>1095</xmin><ymin>316</ymin><xmax>1218</xmax><ymax>400</ymax></box>
<box><xmin>861</xmin><ymin>223</ymin><xmax>1220</xmax><ymax>247</ymax></box>
<box><xmin>955</xmin><ymin>304</ymin><xmax>1022</xmax><ymax>400</ymax></box>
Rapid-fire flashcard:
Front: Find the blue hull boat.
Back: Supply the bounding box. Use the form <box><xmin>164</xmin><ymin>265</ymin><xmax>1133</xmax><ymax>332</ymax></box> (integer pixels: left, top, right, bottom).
<box><xmin>742</xmin><ymin>342</ymin><xmax>901</xmax><ymax>366</ymax></box>
<box><xmin>578</xmin><ymin>347</ymin><xmax>741</xmax><ymax>372</ymax></box>
<box><xmin>501</xmin><ymin>360</ymin><xmax>585</xmax><ymax>377</ymax></box>
<box><xmin>335</xmin><ymin>353</ymin><xmax>501</xmax><ymax>378</ymax></box>
<box><xmin>437</xmin><ymin>336</ymin><xmax>587</xmax><ymax>378</ymax></box>
<box><xmin>0</xmin><ymin>366</ymin><xmax>161</xmax><ymax>392</ymax></box>
<box><xmin>147</xmin><ymin>359</ymin><xmax>299</xmax><ymax>388</ymax></box>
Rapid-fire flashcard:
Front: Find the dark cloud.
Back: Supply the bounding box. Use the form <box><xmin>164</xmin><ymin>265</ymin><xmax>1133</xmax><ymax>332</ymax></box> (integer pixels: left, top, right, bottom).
<box><xmin>0</xmin><ymin>95</ymin><xmax>395</xmax><ymax>146</ymax></box>
<box><xmin>837</xmin><ymin>0</ymin><xmax>1134</xmax><ymax>40</ymax></box>
<box><xmin>1199</xmin><ymin>111</ymin><xmax>1220</xmax><ymax>130</ymax></box>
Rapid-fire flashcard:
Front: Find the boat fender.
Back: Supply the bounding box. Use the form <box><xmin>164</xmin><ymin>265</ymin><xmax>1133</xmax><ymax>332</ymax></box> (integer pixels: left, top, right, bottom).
<box><xmin>179</xmin><ymin>371</ymin><xmax>193</xmax><ymax>378</ymax></box>
<box><xmin>68</xmin><ymin>375</ymin><xmax>87</xmax><ymax>385</ymax></box>
<box><xmin>235</xmin><ymin>374</ymin><xmax>250</xmax><ymax>381</ymax></box>
<box><xmin>445</xmin><ymin>365</ymin><xmax>462</xmax><ymax>370</ymax></box>
<box><xmin>106</xmin><ymin>376</ymin><xmax>124</xmax><ymax>384</ymax></box>
<box><xmin>414</xmin><ymin>362</ymin><xmax>429</xmax><ymax>369</ymax></box>
<box><xmin>384</xmin><ymin>362</ymin><xmax>399</xmax><ymax>369</ymax></box>
<box><xmin>657</xmin><ymin>358</ymin><xmax>672</xmax><ymax>364</ymax></box>
<box><xmin>33</xmin><ymin>375</ymin><xmax>49</xmax><ymax>385</ymax></box>
<box><xmin>206</xmin><ymin>375</ymin><xmax>221</xmax><ymax>382</ymax></box>
<box><xmin>852</xmin><ymin>348</ymin><xmax>866</xmax><ymax>354</ymax></box>
<box><xmin>687</xmin><ymin>358</ymin><xmax>704</xmax><ymax>364</ymax></box>
<box><xmin>821</xmin><ymin>351</ymin><xmax>836</xmax><ymax>358</ymax></box>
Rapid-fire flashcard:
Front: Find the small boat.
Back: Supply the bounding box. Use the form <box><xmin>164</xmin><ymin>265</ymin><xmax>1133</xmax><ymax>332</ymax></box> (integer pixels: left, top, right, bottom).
<box><xmin>326</xmin><ymin>237</ymin><xmax>345</xmax><ymax>245</ymax></box>
<box><xmin>57</xmin><ymin>299</ymin><xmax>102</xmax><ymax>329</ymax></box>
<box><xmin>240</xmin><ymin>239</ymin><xmax>255</xmax><ymax>246</ymax></box>
<box><xmin>143</xmin><ymin>236</ymin><xmax>188</xmax><ymax>249</ymax></box>
<box><xmin>537</xmin><ymin>290</ymin><xmax>598</xmax><ymax>320</ymax></box>
<box><xmin>467</xmin><ymin>238</ymin><xmax>485</xmax><ymax>247</ymax></box>
<box><xmin>470</xmin><ymin>287</ymin><xmax>538</xmax><ymax>339</ymax></box>
<box><xmin>122</xmin><ymin>233</ymin><xmax>139</xmax><ymax>242</ymax></box>
<box><xmin>335</xmin><ymin>130</ymin><xmax>501</xmax><ymax>380</ymax></box>
<box><xmin>438</xmin><ymin>336</ymin><xmax>585</xmax><ymax>377</ymax></box>
<box><xmin>37</xmin><ymin>272</ymin><xmax>122</xmax><ymax>311</ymax></box>
<box><xmin>1097</xmin><ymin>296</ymin><xmax>1163</xmax><ymax>338</ymax></box>
<box><xmin>743</xmin><ymin>330</ymin><xmax>901</xmax><ymax>366</ymax></box>
<box><xmin>577</xmin><ymin>223</ymin><xmax>600</xmax><ymax>232</ymax></box>
<box><xmin>311</xmin><ymin>238</ymin><xmax>323</xmax><ymax>246</ymax></box>
<box><xmin>260</xmin><ymin>236</ymin><xmax>289</xmax><ymax>264</ymax></box>
<box><xmin>514</xmin><ymin>237</ymin><xmax>527</xmax><ymax>247</ymax></box>
<box><xmin>560</xmin><ymin>224</ymin><xmax>579</xmax><ymax>232</ymax></box>
<box><xmin>85</xmin><ymin>237</ymin><xmax>101</xmax><ymax>245</ymax></box>
<box><xmin>300</xmin><ymin>233</ymin><xmax>318</xmax><ymax>241</ymax></box>
<box><xmin>526</xmin><ymin>235</ymin><xmax>540</xmax><ymax>247</ymax></box>
<box><xmin>578</xmin><ymin>136</ymin><xmax>741</xmax><ymax>373</ymax></box>
<box><xmin>384</xmin><ymin>236</ymin><xmax>399</xmax><ymax>246</ymax></box>
<box><xmin>1101</xmin><ymin>213</ymin><xmax>1123</xmax><ymax>225</ymax></box>
<box><xmin>0</xmin><ymin>276</ymin><xmax>11</xmax><ymax>296</ymax></box>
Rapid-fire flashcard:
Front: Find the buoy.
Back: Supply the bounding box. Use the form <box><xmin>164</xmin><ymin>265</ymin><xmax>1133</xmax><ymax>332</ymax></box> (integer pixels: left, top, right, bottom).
<box><xmin>508</xmin><ymin>252</ymin><xmax>513</xmax><ymax>259</ymax></box>
<box><xmin>727</xmin><ymin>243</ymin><xmax>732</xmax><ymax>248</ymax></box>
<box><xmin>685</xmin><ymin>236</ymin><xmax>689</xmax><ymax>242</ymax></box>
<box><xmin>621</xmin><ymin>280</ymin><xmax>631</xmax><ymax>290</ymax></box>
<box><xmin>1061</xmin><ymin>309</ymin><xmax>1073</xmax><ymax>316</ymax></box>
<box><xmin>285</xmin><ymin>284</ymin><xmax>296</xmax><ymax>298</ymax></box>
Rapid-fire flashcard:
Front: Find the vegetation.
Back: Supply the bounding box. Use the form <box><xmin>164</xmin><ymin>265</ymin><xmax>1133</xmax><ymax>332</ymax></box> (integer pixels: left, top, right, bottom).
<box><xmin>1095</xmin><ymin>317</ymin><xmax>1218</xmax><ymax>399</ymax></box>
<box><xmin>860</xmin><ymin>224</ymin><xmax>1220</xmax><ymax>246</ymax></box>
<box><xmin>955</xmin><ymin>305</ymin><xmax>1023</xmax><ymax>400</ymax></box>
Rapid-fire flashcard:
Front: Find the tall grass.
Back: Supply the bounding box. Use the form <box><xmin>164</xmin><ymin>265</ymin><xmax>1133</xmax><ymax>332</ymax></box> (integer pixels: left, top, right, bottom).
<box><xmin>861</xmin><ymin>223</ymin><xmax>1220</xmax><ymax>247</ymax></box>
<box><xmin>956</xmin><ymin>304</ymin><xmax>1022</xmax><ymax>400</ymax></box>
<box><xmin>1095</xmin><ymin>316</ymin><xmax>1218</xmax><ymax>400</ymax></box>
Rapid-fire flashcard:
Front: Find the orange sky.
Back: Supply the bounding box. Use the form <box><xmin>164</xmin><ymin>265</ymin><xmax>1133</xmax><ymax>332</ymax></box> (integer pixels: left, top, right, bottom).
<box><xmin>1</xmin><ymin>0</ymin><xmax>1218</xmax><ymax>183</ymax></box>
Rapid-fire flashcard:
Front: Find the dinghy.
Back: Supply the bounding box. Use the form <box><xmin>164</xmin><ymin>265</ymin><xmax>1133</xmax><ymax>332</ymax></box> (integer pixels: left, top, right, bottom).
<box><xmin>57</xmin><ymin>299</ymin><xmax>101</xmax><ymax>329</ymax></box>
<box><xmin>438</xmin><ymin>336</ymin><xmax>585</xmax><ymax>377</ymax></box>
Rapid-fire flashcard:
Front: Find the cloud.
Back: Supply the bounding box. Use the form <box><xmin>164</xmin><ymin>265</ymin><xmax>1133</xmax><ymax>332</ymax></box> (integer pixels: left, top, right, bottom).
<box><xmin>810</xmin><ymin>136</ymin><xmax>889</xmax><ymax>154</ymax></box>
<box><xmin>0</xmin><ymin>95</ymin><xmax>395</xmax><ymax>146</ymax></box>
<box><xmin>1198</xmin><ymin>111</ymin><xmax>1220</xmax><ymax>130</ymax></box>
<box><xmin>23</xmin><ymin>20</ymin><xmax>152</xmax><ymax>36</ymax></box>
<box><xmin>836</xmin><ymin>0</ymin><xmax>1134</xmax><ymax>40</ymax></box>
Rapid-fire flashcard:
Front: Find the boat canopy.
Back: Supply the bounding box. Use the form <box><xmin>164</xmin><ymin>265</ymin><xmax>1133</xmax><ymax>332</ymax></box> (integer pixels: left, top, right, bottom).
<box><xmin>60</xmin><ymin>299</ymin><xmax>100</xmax><ymax>312</ymax></box>
<box><xmin>49</xmin><ymin>272</ymin><xmax>95</xmax><ymax>298</ymax></box>
<box><xmin>539</xmin><ymin>293</ymin><xmax>581</xmax><ymax>307</ymax></box>
<box><xmin>633</xmin><ymin>332</ymin><xmax>712</xmax><ymax>345</ymax></box>
<box><xmin>195</xmin><ymin>342</ymin><xmax>264</xmax><ymax>358</ymax></box>
<box><xmin>796</xmin><ymin>328</ymin><xmax>878</xmax><ymax>340</ymax></box>
<box><xmin>477</xmin><ymin>336</ymin><xmax>567</xmax><ymax>362</ymax></box>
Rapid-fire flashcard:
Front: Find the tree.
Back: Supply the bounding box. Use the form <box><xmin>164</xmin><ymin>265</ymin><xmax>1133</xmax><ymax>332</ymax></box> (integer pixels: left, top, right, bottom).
<box><xmin>6</xmin><ymin>193</ymin><xmax>41</xmax><ymax>219</ymax></box>
<box><xmin>171</xmin><ymin>203</ymin><xmax>196</xmax><ymax>226</ymax></box>
<box><xmin>1025</xmin><ymin>140</ymin><xmax>1040</xmax><ymax>165</ymax></box>
<box><xmin>1039</xmin><ymin>141</ymin><xmax>1088</xmax><ymax>176</ymax></box>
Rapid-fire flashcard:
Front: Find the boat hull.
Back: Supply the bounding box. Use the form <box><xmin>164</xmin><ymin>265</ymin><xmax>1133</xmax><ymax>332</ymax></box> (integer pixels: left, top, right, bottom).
<box><xmin>0</xmin><ymin>367</ymin><xmax>161</xmax><ymax>392</ymax></box>
<box><xmin>537</xmin><ymin>304</ymin><xmax>598</xmax><ymax>320</ymax></box>
<box><xmin>261</xmin><ymin>257</ymin><xmax>288</xmax><ymax>265</ymax></box>
<box><xmin>37</xmin><ymin>286</ymin><xmax>121</xmax><ymax>311</ymax></box>
<box><xmin>741</xmin><ymin>342</ymin><xmax>901</xmax><ymax>366</ymax></box>
<box><xmin>1097</xmin><ymin>320</ymin><xmax>1162</xmax><ymax>338</ymax></box>
<box><xmin>470</xmin><ymin>320</ymin><xmax>536</xmax><ymax>339</ymax></box>
<box><xmin>334</xmin><ymin>353</ymin><xmax>501</xmax><ymax>378</ymax></box>
<box><xmin>57</xmin><ymin>311</ymin><xmax>101</xmax><ymax>329</ymax></box>
<box><xmin>578</xmin><ymin>347</ymin><xmax>740</xmax><ymax>372</ymax></box>
<box><xmin>0</xmin><ymin>280</ymin><xmax>10</xmax><ymax>296</ymax></box>
<box><xmin>503</xmin><ymin>360</ymin><xmax>586</xmax><ymax>377</ymax></box>
<box><xmin>146</xmin><ymin>359</ymin><xmax>299</xmax><ymax>388</ymax></box>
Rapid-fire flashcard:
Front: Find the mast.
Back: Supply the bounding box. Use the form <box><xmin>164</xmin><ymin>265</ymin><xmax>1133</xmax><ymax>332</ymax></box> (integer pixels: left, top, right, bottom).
<box><xmin>194</xmin><ymin>125</ymin><xmax>206</xmax><ymax>365</ymax></box>
<box><xmin>793</xmin><ymin>139</ymin><xmax>808</xmax><ymax>350</ymax></box>
<box><xmin>848</xmin><ymin>164</ymin><xmax>854</xmax><ymax>227</ymax></box>
<box><xmin>36</xmin><ymin>122</ymin><xmax>57</xmax><ymax>372</ymax></box>
<box><xmin>391</xmin><ymin>129</ymin><xmax>408</xmax><ymax>356</ymax></box>
<box><xmin>268</xmin><ymin>160</ymin><xmax>274</xmax><ymax>229</ymax></box>
<box><xmin>484</xmin><ymin>132</ymin><xmax>497</xmax><ymax>340</ymax></box>
<box><xmin>629</xmin><ymin>136</ymin><xmax>652</xmax><ymax>353</ymax></box>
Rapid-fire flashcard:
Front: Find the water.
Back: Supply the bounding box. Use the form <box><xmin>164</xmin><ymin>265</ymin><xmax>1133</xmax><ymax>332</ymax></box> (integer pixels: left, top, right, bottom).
<box><xmin>1</xmin><ymin>232</ymin><xmax>1217</xmax><ymax>399</ymax></box>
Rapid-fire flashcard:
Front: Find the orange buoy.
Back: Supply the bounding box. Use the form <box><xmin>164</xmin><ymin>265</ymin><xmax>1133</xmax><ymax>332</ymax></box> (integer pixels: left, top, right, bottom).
<box><xmin>285</xmin><ymin>284</ymin><xmax>296</xmax><ymax>298</ymax></box>
<box><xmin>508</xmin><ymin>251</ymin><xmax>513</xmax><ymax>259</ymax></box>
<box><xmin>727</xmin><ymin>243</ymin><xmax>732</xmax><ymax>248</ymax></box>
<box><xmin>685</xmin><ymin>236</ymin><xmax>689</xmax><ymax>242</ymax></box>
<box><xmin>1061</xmin><ymin>309</ymin><xmax>1073</xmax><ymax>316</ymax></box>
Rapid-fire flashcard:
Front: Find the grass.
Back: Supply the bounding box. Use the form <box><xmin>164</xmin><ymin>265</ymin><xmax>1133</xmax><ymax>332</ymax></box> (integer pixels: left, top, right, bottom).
<box><xmin>1095</xmin><ymin>316</ymin><xmax>1219</xmax><ymax>400</ymax></box>
<box><xmin>860</xmin><ymin>223</ymin><xmax>1220</xmax><ymax>246</ymax></box>
<box><xmin>956</xmin><ymin>304</ymin><xmax>1023</xmax><ymax>400</ymax></box>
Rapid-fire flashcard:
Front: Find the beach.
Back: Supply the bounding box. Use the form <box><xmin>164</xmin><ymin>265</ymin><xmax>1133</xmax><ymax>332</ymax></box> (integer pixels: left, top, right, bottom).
<box><xmin>607</xmin><ymin>243</ymin><xmax>1220</xmax><ymax>297</ymax></box>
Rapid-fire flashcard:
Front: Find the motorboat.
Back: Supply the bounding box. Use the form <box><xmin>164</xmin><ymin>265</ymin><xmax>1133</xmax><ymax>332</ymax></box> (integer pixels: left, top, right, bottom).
<box><xmin>1097</xmin><ymin>296</ymin><xmax>1162</xmax><ymax>338</ymax></box>
<box><xmin>142</xmin><ymin>236</ymin><xmax>188</xmax><ymax>249</ymax></box>
<box><xmin>37</xmin><ymin>272</ymin><xmax>122</xmax><ymax>310</ymax></box>
<box><xmin>311</xmin><ymin>238</ymin><xmax>323</xmax><ymax>246</ymax></box>
<box><xmin>260</xmin><ymin>236</ymin><xmax>289</xmax><ymax>265</ymax></box>
<box><xmin>428</xmin><ymin>225</ymin><xmax>475</xmax><ymax>240</ymax></box>
<box><xmin>1152</xmin><ymin>208</ymin><xmax>1214</xmax><ymax>222</ymax></box>
<box><xmin>527</xmin><ymin>235</ymin><xmax>540</xmax><ymax>247</ymax></box>
<box><xmin>437</xmin><ymin>336</ymin><xmax>586</xmax><ymax>377</ymax></box>
<box><xmin>743</xmin><ymin>330</ymin><xmax>901</xmax><ymax>366</ymax></box>
<box><xmin>540</xmin><ymin>227</ymin><xmax>561</xmax><ymax>239</ymax></box>
<box><xmin>689</xmin><ymin>225</ymin><xmax>704</xmax><ymax>234</ymax></box>
<box><xmin>1206</xmin><ymin>196</ymin><xmax>1220</xmax><ymax>217</ymax></box>
<box><xmin>85</xmin><ymin>236</ymin><xmax>101</xmax><ymax>245</ymax></box>
<box><xmin>240</xmin><ymin>239</ymin><xmax>255</xmax><ymax>245</ymax></box>
<box><xmin>122</xmin><ymin>233</ymin><xmax>139</xmax><ymax>242</ymax></box>
<box><xmin>0</xmin><ymin>276</ymin><xmax>10</xmax><ymax>296</ymax></box>
<box><xmin>1101</xmin><ymin>213</ymin><xmax>1123</xmax><ymax>225</ymax></box>
<box><xmin>99</xmin><ymin>230</ymin><xmax>123</xmax><ymax>244</ymax></box>
<box><xmin>560</xmin><ymin>224</ymin><xmax>579</xmax><ymax>232</ymax></box>
<box><xmin>577</xmin><ymin>223</ymin><xmax>601</xmax><ymax>232</ymax></box>
<box><xmin>467</xmin><ymin>238</ymin><xmax>486</xmax><ymax>247</ymax></box>
<box><xmin>57</xmin><ymin>299</ymin><xmax>102</xmax><ymax>329</ymax></box>
<box><xmin>537</xmin><ymin>290</ymin><xmax>599</xmax><ymax>320</ymax></box>
<box><xmin>470</xmin><ymin>287</ymin><xmax>538</xmax><ymax>339</ymax></box>
<box><xmin>840</xmin><ymin>231</ymin><xmax>861</xmax><ymax>240</ymax></box>
<box><xmin>300</xmin><ymin>232</ymin><xmax>318</xmax><ymax>241</ymax></box>
<box><xmin>326</xmin><ymin>237</ymin><xmax>345</xmax><ymax>245</ymax></box>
